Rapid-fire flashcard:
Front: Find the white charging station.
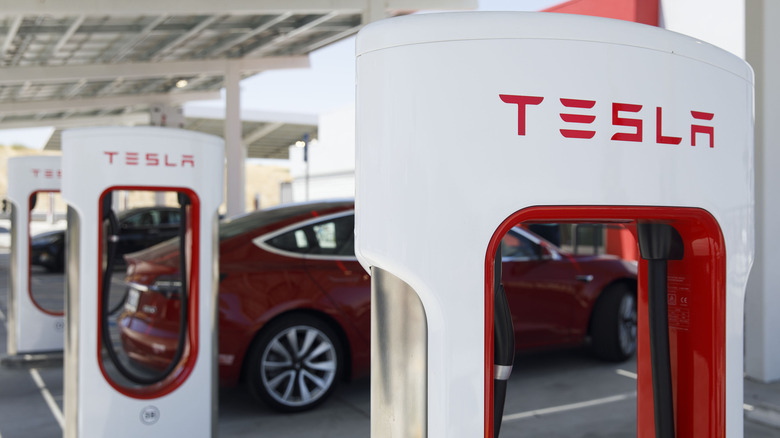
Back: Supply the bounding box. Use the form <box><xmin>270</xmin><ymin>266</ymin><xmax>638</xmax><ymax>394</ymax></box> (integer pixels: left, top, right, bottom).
<box><xmin>61</xmin><ymin>127</ymin><xmax>223</xmax><ymax>438</ymax></box>
<box><xmin>355</xmin><ymin>13</ymin><xmax>753</xmax><ymax>438</ymax></box>
<box><xmin>5</xmin><ymin>156</ymin><xmax>64</xmax><ymax>355</ymax></box>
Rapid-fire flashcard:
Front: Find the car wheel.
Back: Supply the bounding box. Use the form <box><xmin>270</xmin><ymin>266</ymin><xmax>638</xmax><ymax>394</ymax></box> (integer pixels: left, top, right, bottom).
<box><xmin>590</xmin><ymin>283</ymin><xmax>637</xmax><ymax>362</ymax></box>
<box><xmin>246</xmin><ymin>314</ymin><xmax>343</xmax><ymax>412</ymax></box>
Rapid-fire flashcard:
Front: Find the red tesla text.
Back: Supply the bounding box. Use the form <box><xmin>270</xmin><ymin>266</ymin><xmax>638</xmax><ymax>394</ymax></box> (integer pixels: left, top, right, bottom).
<box><xmin>104</xmin><ymin>152</ymin><xmax>195</xmax><ymax>167</ymax></box>
<box><xmin>31</xmin><ymin>169</ymin><xmax>62</xmax><ymax>179</ymax></box>
<box><xmin>500</xmin><ymin>94</ymin><xmax>715</xmax><ymax>148</ymax></box>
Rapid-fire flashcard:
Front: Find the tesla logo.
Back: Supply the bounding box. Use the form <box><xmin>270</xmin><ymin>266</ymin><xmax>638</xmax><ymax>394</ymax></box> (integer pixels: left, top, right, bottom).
<box><xmin>104</xmin><ymin>151</ymin><xmax>195</xmax><ymax>167</ymax></box>
<box><xmin>499</xmin><ymin>94</ymin><xmax>715</xmax><ymax>148</ymax></box>
<box><xmin>31</xmin><ymin>168</ymin><xmax>62</xmax><ymax>179</ymax></box>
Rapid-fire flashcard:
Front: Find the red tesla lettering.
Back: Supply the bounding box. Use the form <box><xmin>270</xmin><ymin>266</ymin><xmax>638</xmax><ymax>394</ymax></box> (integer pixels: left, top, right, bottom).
<box><xmin>691</xmin><ymin>111</ymin><xmax>714</xmax><ymax>148</ymax></box>
<box><xmin>500</xmin><ymin>93</ymin><xmax>715</xmax><ymax>148</ymax></box>
<box><xmin>57</xmin><ymin>170</ymin><xmax>62</xmax><ymax>178</ymax></box>
<box><xmin>611</xmin><ymin>103</ymin><xmax>643</xmax><ymax>142</ymax></box>
<box><xmin>102</xmin><ymin>151</ymin><xmax>196</xmax><ymax>166</ymax></box>
<box><xmin>656</xmin><ymin>107</ymin><xmax>682</xmax><ymax>145</ymax></box>
<box><xmin>560</xmin><ymin>98</ymin><xmax>596</xmax><ymax>109</ymax></box>
<box><xmin>559</xmin><ymin>98</ymin><xmax>596</xmax><ymax>139</ymax></box>
<box><xmin>146</xmin><ymin>153</ymin><xmax>159</xmax><ymax>166</ymax></box>
<box><xmin>45</xmin><ymin>170</ymin><xmax>53</xmax><ymax>178</ymax></box>
<box><xmin>499</xmin><ymin>94</ymin><xmax>544</xmax><ymax>135</ymax></box>
<box><xmin>31</xmin><ymin>169</ymin><xmax>40</xmax><ymax>177</ymax></box>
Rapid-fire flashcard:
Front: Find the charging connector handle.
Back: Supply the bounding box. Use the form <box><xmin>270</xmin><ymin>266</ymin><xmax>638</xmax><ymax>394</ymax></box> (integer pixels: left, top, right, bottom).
<box><xmin>637</xmin><ymin>223</ymin><xmax>683</xmax><ymax>438</ymax></box>
<box><xmin>493</xmin><ymin>246</ymin><xmax>514</xmax><ymax>438</ymax></box>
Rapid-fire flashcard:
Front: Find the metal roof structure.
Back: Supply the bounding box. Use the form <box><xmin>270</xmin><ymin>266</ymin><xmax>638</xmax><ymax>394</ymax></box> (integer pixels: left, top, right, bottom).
<box><xmin>0</xmin><ymin>0</ymin><xmax>476</xmax><ymax>214</ymax></box>
<box><xmin>0</xmin><ymin>1</ymin><xmax>475</xmax><ymax>159</ymax></box>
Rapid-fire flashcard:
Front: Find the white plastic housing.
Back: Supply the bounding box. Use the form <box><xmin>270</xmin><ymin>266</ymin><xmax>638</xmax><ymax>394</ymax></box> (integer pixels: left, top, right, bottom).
<box><xmin>61</xmin><ymin>127</ymin><xmax>223</xmax><ymax>438</ymax></box>
<box><xmin>6</xmin><ymin>156</ymin><xmax>63</xmax><ymax>354</ymax></box>
<box><xmin>355</xmin><ymin>12</ymin><xmax>753</xmax><ymax>438</ymax></box>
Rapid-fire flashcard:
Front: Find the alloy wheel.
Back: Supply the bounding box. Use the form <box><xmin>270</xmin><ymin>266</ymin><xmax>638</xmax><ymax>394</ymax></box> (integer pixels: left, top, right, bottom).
<box><xmin>260</xmin><ymin>325</ymin><xmax>338</xmax><ymax>408</ymax></box>
<box><xmin>617</xmin><ymin>294</ymin><xmax>637</xmax><ymax>355</ymax></box>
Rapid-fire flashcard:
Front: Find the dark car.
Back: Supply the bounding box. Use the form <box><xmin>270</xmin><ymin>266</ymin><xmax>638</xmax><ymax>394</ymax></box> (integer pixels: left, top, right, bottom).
<box><xmin>118</xmin><ymin>200</ymin><xmax>638</xmax><ymax>412</ymax></box>
<box><xmin>30</xmin><ymin>229</ymin><xmax>67</xmax><ymax>272</ymax></box>
<box><xmin>30</xmin><ymin>206</ymin><xmax>182</xmax><ymax>272</ymax></box>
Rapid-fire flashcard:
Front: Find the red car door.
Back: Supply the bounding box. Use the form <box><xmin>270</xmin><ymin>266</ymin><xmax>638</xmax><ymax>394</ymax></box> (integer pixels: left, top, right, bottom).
<box><xmin>294</xmin><ymin>213</ymin><xmax>372</xmax><ymax>344</ymax></box>
<box><xmin>501</xmin><ymin>229</ymin><xmax>584</xmax><ymax>349</ymax></box>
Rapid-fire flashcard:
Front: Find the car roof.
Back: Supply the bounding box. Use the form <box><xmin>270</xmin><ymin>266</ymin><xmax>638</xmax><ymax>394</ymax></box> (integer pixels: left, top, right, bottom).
<box><xmin>219</xmin><ymin>199</ymin><xmax>354</xmax><ymax>241</ymax></box>
<box><xmin>116</xmin><ymin>206</ymin><xmax>181</xmax><ymax>220</ymax></box>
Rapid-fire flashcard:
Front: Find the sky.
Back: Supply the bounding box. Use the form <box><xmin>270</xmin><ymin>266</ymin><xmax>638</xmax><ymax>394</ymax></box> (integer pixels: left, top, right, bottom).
<box><xmin>0</xmin><ymin>0</ymin><xmax>562</xmax><ymax>150</ymax></box>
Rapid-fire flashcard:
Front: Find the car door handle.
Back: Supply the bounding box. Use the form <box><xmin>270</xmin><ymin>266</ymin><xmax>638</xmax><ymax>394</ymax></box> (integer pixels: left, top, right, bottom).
<box><xmin>576</xmin><ymin>275</ymin><xmax>594</xmax><ymax>283</ymax></box>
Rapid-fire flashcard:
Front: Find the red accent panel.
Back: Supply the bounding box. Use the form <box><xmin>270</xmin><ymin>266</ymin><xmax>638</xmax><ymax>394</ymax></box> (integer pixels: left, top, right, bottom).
<box><xmin>611</xmin><ymin>103</ymin><xmax>643</xmax><ymax>142</ymax></box>
<box><xmin>543</xmin><ymin>0</ymin><xmax>659</xmax><ymax>26</ymax></box>
<box><xmin>560</xmin><ymin>129</ymin><xmax>596</xmax><ymax>139</ymax></box>
<box><xmin>97</xmin><ymin>186</ymin><xmax>202</xmax><ymax>400</ymax></box>
<box><xmin>560</xmin><ymin>98</ymin><xmax>595</xmax><ymax>109</ymax></box>
<box><xmin>485</xmin><ymin>206</ymin><xmax>725</xmax><ymax>438</ymax></box>
<box><xmin>27</xmin><ymin>190</ymin><xmax>65</xmax><ymax>317</ymax></box>
<box><xmin>560</xmin><ymin>113</ymin><xmax>596</xmax><ymax>124</ymax></box>
<box><xmin>656</xmin><ymin>107</ymin><xmax>683</xmax><ymax>145</ymax></box>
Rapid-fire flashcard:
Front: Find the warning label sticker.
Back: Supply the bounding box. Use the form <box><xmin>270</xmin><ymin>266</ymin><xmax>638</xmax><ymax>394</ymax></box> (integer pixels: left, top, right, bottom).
<box><xmin>667</xmin><ymin>275</ymin><xmax>690</xmax><ymax>331</ymax></box>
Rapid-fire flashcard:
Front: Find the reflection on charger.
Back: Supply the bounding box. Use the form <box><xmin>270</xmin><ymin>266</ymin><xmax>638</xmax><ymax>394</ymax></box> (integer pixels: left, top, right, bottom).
<box><xmin>28</xmin><ymin>191</ymin><xmax>67</xmax><ymax>316</ymax></box>
<box><xmin>98</xmin><ymin>189</ymin><xmax>193</xmax><ymax>389</ymax></box>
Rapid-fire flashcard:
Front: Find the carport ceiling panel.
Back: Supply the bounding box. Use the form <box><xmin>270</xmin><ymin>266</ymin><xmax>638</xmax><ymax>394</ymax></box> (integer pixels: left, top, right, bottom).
<box><xmin>3</xmin><ymin>13</ymin><xmax>362</xmax><ymax>66</ymax></box>
<box><xmin>0</xmin><ymin>12</ymin><xmax>360</xmax><ymax>123</ymax></box>
<box><xmin>245</xmin><ymin>123</ymin><xmax>318</xmax><ymax>160</ymax></box>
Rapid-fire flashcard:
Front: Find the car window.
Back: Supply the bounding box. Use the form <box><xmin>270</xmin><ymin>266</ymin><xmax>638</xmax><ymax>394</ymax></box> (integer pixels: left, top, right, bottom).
<box><xmin>219</xmin><ymin>200</ymin><xmax>353</xmax><ymax>241</ymax></box>
<box><xmin>501</xmin><ymin>230</ymin><xmax>538</xmax><ymax>259</ymax></box>
<box><xmin>125</xmin><ymin>211</ymin><xmax>163</xmax><ymax>227</ymax></box>
<box><xmin>159</xmin><ymin>210</ymin><xmax>181</xmax><ymax>225</ymax></box>
<box><xmin>265</xmin><ymin>214</ymin><xmax>355</xmax><ymax>257</ymax></box>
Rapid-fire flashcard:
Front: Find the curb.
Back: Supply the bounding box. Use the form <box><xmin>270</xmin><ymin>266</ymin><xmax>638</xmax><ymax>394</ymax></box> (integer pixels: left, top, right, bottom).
<box><xmin>745</xmin><ymin>403</ymin><xmax>780</xmax><ymax>430</ymax></box>
<box><xmin>0</xmin><ymin>352</ymin><xmax>63</xmax><ymax>369</ymax></box>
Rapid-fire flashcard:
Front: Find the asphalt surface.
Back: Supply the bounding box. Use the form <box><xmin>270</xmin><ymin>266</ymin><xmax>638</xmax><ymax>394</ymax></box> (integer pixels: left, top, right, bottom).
<box><xmin>1</xmin><ymin>249</ymin><xmax>779</xmax><ymax>437</ymax></box>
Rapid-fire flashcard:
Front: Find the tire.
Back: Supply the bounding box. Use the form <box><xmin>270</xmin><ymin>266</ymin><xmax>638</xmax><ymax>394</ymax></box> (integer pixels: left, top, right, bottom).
<box><xmin>246</xmin><ymin>314</ymin><xmax>343</xmax><ymax>412</ymax></box>
<box><xmin>590</xmin><ymin>283</ymin><xmax>637</xmax><ymax>362</ymax></box>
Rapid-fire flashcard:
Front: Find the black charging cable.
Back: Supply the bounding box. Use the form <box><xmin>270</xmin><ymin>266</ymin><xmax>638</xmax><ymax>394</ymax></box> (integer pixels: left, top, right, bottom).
<box><xmin>637</xmin><ymin>223</ymin><xmax>683</xmax><ymax>438</ymax></box>
<box><xmin>99</xmin><ymin>193</ymin><xmax>190</xmax><ymax>385</ymax></box>
<box><xmin>493</xmin><ymin>245</ymin><xmax>515</xmax><ymax>438</ymax></box>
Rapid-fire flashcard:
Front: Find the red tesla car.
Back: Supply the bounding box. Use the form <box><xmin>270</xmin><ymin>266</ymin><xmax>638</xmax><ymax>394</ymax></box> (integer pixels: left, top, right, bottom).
<box><xmin>118</xmin><ymin>199</ymin><xmax>637</xmax><ymax>412</ymax></box>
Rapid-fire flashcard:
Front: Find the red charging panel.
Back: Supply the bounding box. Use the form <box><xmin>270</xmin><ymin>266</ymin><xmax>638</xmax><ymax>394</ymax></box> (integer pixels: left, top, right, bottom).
<box><xmin>28</xmin><ymin>190</ymin><xmax>65</xmax><ymax>317</ymax></box>
<box><xmin>97</xmin><ymin>186</ymin><xmax>201</xmax><ymax>400</ymax></box>
<box><xmin>484</xmin><ymin>206</ymin><xmax>725</xmax><ymax>438</ymax></box>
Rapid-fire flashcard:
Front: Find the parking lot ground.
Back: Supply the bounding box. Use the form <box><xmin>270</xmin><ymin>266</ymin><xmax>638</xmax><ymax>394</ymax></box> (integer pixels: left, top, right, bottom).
<box><xmin>2</xmin><ymin>249</ymin><xmax>780</xmax><ymax>437</ymax></box>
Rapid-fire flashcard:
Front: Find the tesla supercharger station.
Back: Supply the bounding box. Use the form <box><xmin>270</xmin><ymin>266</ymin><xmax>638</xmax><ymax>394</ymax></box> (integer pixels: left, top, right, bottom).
<box><xmin>61</xmin><ymin>127</ymin><xmax>223</xmax><ymax>437</ymax></box>
<box><xmin>355</xmin><ymin>13</ymin><xmax>754</xmax><ymax>438</ymax></box>
<box><xmin>6</xmin><ymin>156</ymin><xmax>64</xmax><ymax>355</ymax></box>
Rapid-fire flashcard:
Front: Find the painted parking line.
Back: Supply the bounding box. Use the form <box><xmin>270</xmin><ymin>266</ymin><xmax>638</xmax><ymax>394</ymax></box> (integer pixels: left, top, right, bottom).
<box><xmin>503</xmin><ymin>391</ymin><xmax>637</xmax><ymax>422</ymax></box>
<box><xmin>616</xmin><ymin>368</ymin><xmax>756</xmax><ymax>412</ymax></box>
<box><xmin>29</xmin><ymin>368</ymin><xmax>64</xmax><ymax>430</ymax></box>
